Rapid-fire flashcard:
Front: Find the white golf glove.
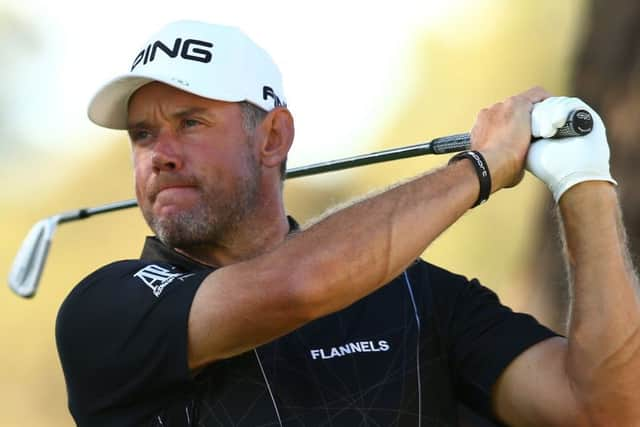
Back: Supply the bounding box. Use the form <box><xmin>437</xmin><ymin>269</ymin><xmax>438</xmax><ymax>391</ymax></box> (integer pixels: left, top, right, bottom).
<box><xmin>526</xmin><ymin>96</ymin><xmax>617</xmax><ymax>202</ymax></box>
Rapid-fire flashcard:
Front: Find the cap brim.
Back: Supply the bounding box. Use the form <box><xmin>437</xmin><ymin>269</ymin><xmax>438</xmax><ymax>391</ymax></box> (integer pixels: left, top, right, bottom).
<box><xmin>88</xmin><ymin>69</ymin><xmax>247</xmax><ymax>130</ymax></box>
<box><xmin>88</xmin><ymin>74</ymin><xmax>158</xmax><ymax>130</ymax></box>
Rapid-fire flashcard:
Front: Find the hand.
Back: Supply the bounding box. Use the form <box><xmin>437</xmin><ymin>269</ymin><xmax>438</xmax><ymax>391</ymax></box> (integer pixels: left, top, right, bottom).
<box><xmin>526</xmin><ymin>97</ymin><xmax>617</xmax><ymax>202</ymax></box>
<box><xmin>470</xmin><ymin>87</ymin><xmax>551</xmax><ymax>192</ymax></box>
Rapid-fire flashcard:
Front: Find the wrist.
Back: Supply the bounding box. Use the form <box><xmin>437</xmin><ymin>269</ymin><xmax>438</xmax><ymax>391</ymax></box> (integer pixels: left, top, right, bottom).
<box><xmin>448</xmin><ymin>150</ymin><xmax>491</xmax><ymax>207</ymax></box>
<box><xmin>473</xmin><ymin>149</ymin><xmax>521</xmax><ymax>193</ymax></box>
<box><xmin>552</xmin><ymin>173</ymin><xmax>617</xmax><ymax>203</ymax></box>
<box><xmin>558</xmin><ymin>180</ymin><xmax>618</xmax><ymax>207</ymax></box>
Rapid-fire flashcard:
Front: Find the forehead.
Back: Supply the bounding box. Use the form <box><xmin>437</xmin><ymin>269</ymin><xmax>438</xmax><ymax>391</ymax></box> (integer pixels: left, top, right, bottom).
<box><xmin>127</xmin><ymin>81</ymin><xmax>240</xmax><ymax>123</ymax></box>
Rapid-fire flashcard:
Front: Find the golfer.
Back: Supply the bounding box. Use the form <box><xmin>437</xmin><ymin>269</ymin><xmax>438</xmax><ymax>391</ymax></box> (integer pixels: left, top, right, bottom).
<box><xmin>56</xmin><ymin>20</ymin><xmax>639</xmax><ymax>426</ymax></box>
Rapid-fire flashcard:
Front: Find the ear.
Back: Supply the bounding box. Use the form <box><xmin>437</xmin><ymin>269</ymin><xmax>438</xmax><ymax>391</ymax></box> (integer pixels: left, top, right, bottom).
<box><xmin>257</xmin><ymin>107</ymin><xmax>295</xmax><ymax>171</ymax></box>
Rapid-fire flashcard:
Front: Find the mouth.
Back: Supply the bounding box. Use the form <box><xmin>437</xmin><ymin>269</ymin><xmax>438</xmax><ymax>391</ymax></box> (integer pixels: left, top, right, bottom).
<box><xmin>153</xmin><ymin>184</ymin><xmax>198</xmax><ymax>201</ymax></box>
<box><xmin>147</xmin><ymin>181</ymin><xmax>199</xmax><ymax>212</ymax></box>
<box><xmin>156</xmin><ymin>185</ymin><xmax>195</xmax><ymax>196</ymax></box>
<box><xmin>147</xmin><ymin>176</ymin><xmax>197</xmax><ymax>199</ymax></box>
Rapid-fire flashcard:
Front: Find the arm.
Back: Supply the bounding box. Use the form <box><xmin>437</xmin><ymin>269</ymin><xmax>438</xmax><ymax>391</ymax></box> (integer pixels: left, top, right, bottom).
<box><xmin>493</xmin><ymin>183</ymin><xmax>640</xmax><ymax>426</ymax></box>
<box><xmin>187</xmin><ymin>88</ymin><xmax>550</xmax><ymax>369</ymax></box>
<box><xmin>493</xmin><ymin>99</ymin><xmax>640</xmax><ymax>426</ymax></box>
<box><xmin>561</xmin><ymin>182</ymin><xmax>640</xmax><ymax>422</ymax></box>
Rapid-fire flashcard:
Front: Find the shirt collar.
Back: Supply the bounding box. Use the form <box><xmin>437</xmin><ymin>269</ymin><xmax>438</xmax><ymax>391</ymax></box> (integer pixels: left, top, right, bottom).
<box><xmin>139</xmin><ymin>216</ymin><xmax>300</xmax><ymax>270</ymax></box>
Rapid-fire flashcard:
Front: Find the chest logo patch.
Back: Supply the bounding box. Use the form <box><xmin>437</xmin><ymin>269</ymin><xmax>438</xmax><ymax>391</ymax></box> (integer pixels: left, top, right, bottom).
<box><xmin>133</xmin><ymin>264</ymin><xmax>195</xmax><ymax>297</ymax></box>
<box><xmin>310</xmin><ymin>340</ymin><xmax>390</xmax><ymax>360</ymax></box>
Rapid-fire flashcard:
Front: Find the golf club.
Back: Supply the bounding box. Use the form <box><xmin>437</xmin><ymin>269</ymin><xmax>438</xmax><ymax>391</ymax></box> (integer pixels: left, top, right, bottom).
<box><xmin>8</xmin><ymin>109</ymin><xmax>593</xmax><ymax>298</ymax></box>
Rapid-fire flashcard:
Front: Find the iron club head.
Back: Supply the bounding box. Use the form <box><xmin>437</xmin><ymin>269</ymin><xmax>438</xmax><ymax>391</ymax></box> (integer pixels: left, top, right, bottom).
<box><xmin>8</xmin><ymin>215</ymin><xmax>60</xmax><ymax>298</ymax></box>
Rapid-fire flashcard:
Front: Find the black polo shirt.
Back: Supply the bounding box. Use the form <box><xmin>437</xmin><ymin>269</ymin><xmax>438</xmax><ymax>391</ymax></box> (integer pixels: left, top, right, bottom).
<box><xmin>56</xmin><ymin>231</ymin><xmax>557</xmax><ymax>426</ymax></box>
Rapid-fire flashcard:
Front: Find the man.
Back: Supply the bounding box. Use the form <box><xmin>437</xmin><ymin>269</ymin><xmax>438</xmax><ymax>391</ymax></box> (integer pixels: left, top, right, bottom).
<box><xmin>56</xmin><ymin>20</ymin><xmax>640</xmax><ymax>426</ymax></box>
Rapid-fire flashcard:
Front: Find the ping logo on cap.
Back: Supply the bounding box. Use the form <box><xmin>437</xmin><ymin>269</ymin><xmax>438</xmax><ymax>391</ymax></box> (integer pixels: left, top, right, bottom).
<box><xmin>131</xmin><ymin>38</ymin><xmax>214</xmax><ymax>71</ymax></box>
<box><xmin>263</xmin><ymin>86</ymin><xmax>286</xmax><ymax>108</ymax></box>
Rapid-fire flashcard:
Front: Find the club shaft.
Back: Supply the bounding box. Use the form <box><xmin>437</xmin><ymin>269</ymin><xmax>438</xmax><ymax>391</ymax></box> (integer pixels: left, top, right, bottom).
<box><xmin>286</xmin><ymin>133</ymin><xmax>471</xmax><ymax>178</ymax></box>
<box><xmin>58</xmin><ymin>199</ymin><xmax>139</xmax><ymax>224</ymax></box>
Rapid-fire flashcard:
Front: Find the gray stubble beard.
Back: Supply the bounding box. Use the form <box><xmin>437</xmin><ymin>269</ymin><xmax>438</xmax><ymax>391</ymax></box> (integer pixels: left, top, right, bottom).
<box><xmin>144</xmin><ymin>150</ymin><xmax>261</xmax><ymax>250</ymax></box>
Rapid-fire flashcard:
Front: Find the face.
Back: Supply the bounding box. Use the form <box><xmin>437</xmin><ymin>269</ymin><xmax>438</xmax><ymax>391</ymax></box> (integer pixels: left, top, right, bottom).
<box><xmin>127</xmin><ymin>82</ymin><xmax>262</xmax><ymax>249</ymax></box>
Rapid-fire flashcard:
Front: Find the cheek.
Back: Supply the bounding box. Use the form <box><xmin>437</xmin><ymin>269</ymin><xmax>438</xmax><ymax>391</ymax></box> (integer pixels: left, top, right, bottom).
<box><xmin>200</xmin><ymin>149</ymin><xmax>256</xmax><ymax>187</ymax></box>
<box><xmin>132</xmin><ymin>152</ymin><xmax>151</xmax><ymax>198</ymax></box>
<box><xmin>134</xmin><ymin>170</ymin><xmax>144</xmax><ymax>197</ymax></box>
<box><xmin>193</xmin><ymin>142</ymin><xmax>245</xmax><ymax>174</ymax></box>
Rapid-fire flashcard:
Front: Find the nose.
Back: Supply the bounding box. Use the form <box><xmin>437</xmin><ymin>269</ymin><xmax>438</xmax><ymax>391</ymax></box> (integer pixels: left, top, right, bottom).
<box><xmin>151</xmin><ymin>131</ymin><xmax>183</xmax><ymax>173</ymax></box>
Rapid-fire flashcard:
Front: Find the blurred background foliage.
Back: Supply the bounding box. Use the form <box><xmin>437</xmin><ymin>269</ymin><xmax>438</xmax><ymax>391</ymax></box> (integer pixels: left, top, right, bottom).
<box><xmin>2</xmin><ymin>0</ymin><xmax>635</xmax><ymax>425</ymax></box>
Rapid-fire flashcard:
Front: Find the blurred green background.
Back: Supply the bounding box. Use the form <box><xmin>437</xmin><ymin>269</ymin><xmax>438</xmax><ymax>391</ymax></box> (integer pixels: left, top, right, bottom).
<box><xmin>0</xmin><ymin>0</ymin><xmax>600</xmax><ymax>425</ymax></box>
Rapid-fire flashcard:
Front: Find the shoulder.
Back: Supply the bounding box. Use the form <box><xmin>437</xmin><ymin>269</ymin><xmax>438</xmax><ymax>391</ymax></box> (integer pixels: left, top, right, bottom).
<box><xmin>56</xmin><ymin>259</ymin><xmax>208</xmax><ymax>334</ymax></box>
<box><xmin>56</xmin><ymin>259</ymin><xmax>209</xmax><ymax>369</ymax></box>
<box><xmin>56</xmin><ymin>260</ymin><xmax>208</xmax><ymax>423</ymax></box>
<box><xmin>63</xmin><ymin>259</ymin><xmax>203</xmax><ymax>299</ymax></box>
<box><xmin>57</xmin><ymin>260</ymin><xmax>142</xmax><ymax>315</ymax></box>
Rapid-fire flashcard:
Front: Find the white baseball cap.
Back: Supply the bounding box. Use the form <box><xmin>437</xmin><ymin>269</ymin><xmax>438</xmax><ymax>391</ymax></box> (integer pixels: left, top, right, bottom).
<box><xmin>88</xmin><ymin>20</ymin><xmax>286</xmax><ymax>129</ymax></box>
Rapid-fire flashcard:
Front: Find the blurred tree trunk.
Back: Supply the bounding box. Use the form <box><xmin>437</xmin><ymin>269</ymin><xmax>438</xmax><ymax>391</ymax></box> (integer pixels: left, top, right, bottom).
<box><xmin>531</xmin><ymin>0</ymin><xmax>640</xmax><ymax>332</ymax></box>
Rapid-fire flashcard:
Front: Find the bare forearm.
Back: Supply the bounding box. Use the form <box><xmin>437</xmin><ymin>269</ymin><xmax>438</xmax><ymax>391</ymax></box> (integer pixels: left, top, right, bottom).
<box><xmin>559</xmin><ymin>182</ymin><xmax>640</xmax><ymax>422</ymax></box>
<box><xmin>282</xmin><ymin>159</ymin><xmax>479</xmax><ymax>317</ymax></box>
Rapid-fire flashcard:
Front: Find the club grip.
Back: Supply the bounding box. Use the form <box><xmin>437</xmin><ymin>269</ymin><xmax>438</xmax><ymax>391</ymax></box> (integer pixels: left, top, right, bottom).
<box><xmin>430</xmin><ymin>133</ymin><xmax>472</xmax><ymax>154</ymax></box>
<box><xmin>549</xmin><ymin>109</ymin><xmax>593</xmax><ymax>138</ymax></box>
<box><xmin>430</xmin><ymin>109</ymin><xmax>594</xmax><ymax>155</ymax></box>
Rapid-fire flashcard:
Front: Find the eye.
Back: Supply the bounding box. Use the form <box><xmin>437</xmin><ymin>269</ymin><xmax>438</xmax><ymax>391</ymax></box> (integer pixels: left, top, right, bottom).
<box><xmin>129</xmin><ymin>129</ymin><xmax>152</xmax><ymax>143</ymax></box>
<box><xmin>183</xmin><ymin>118</ymin><xmax>201</xmax><ymax>128</ymax></box>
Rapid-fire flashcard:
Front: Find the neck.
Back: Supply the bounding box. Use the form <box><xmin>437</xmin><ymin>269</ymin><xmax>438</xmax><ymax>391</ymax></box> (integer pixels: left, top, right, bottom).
<box><xmin>174</xmin><ymin>205</ymin><xmax>290</xmax><ymax>268</ymax></box>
